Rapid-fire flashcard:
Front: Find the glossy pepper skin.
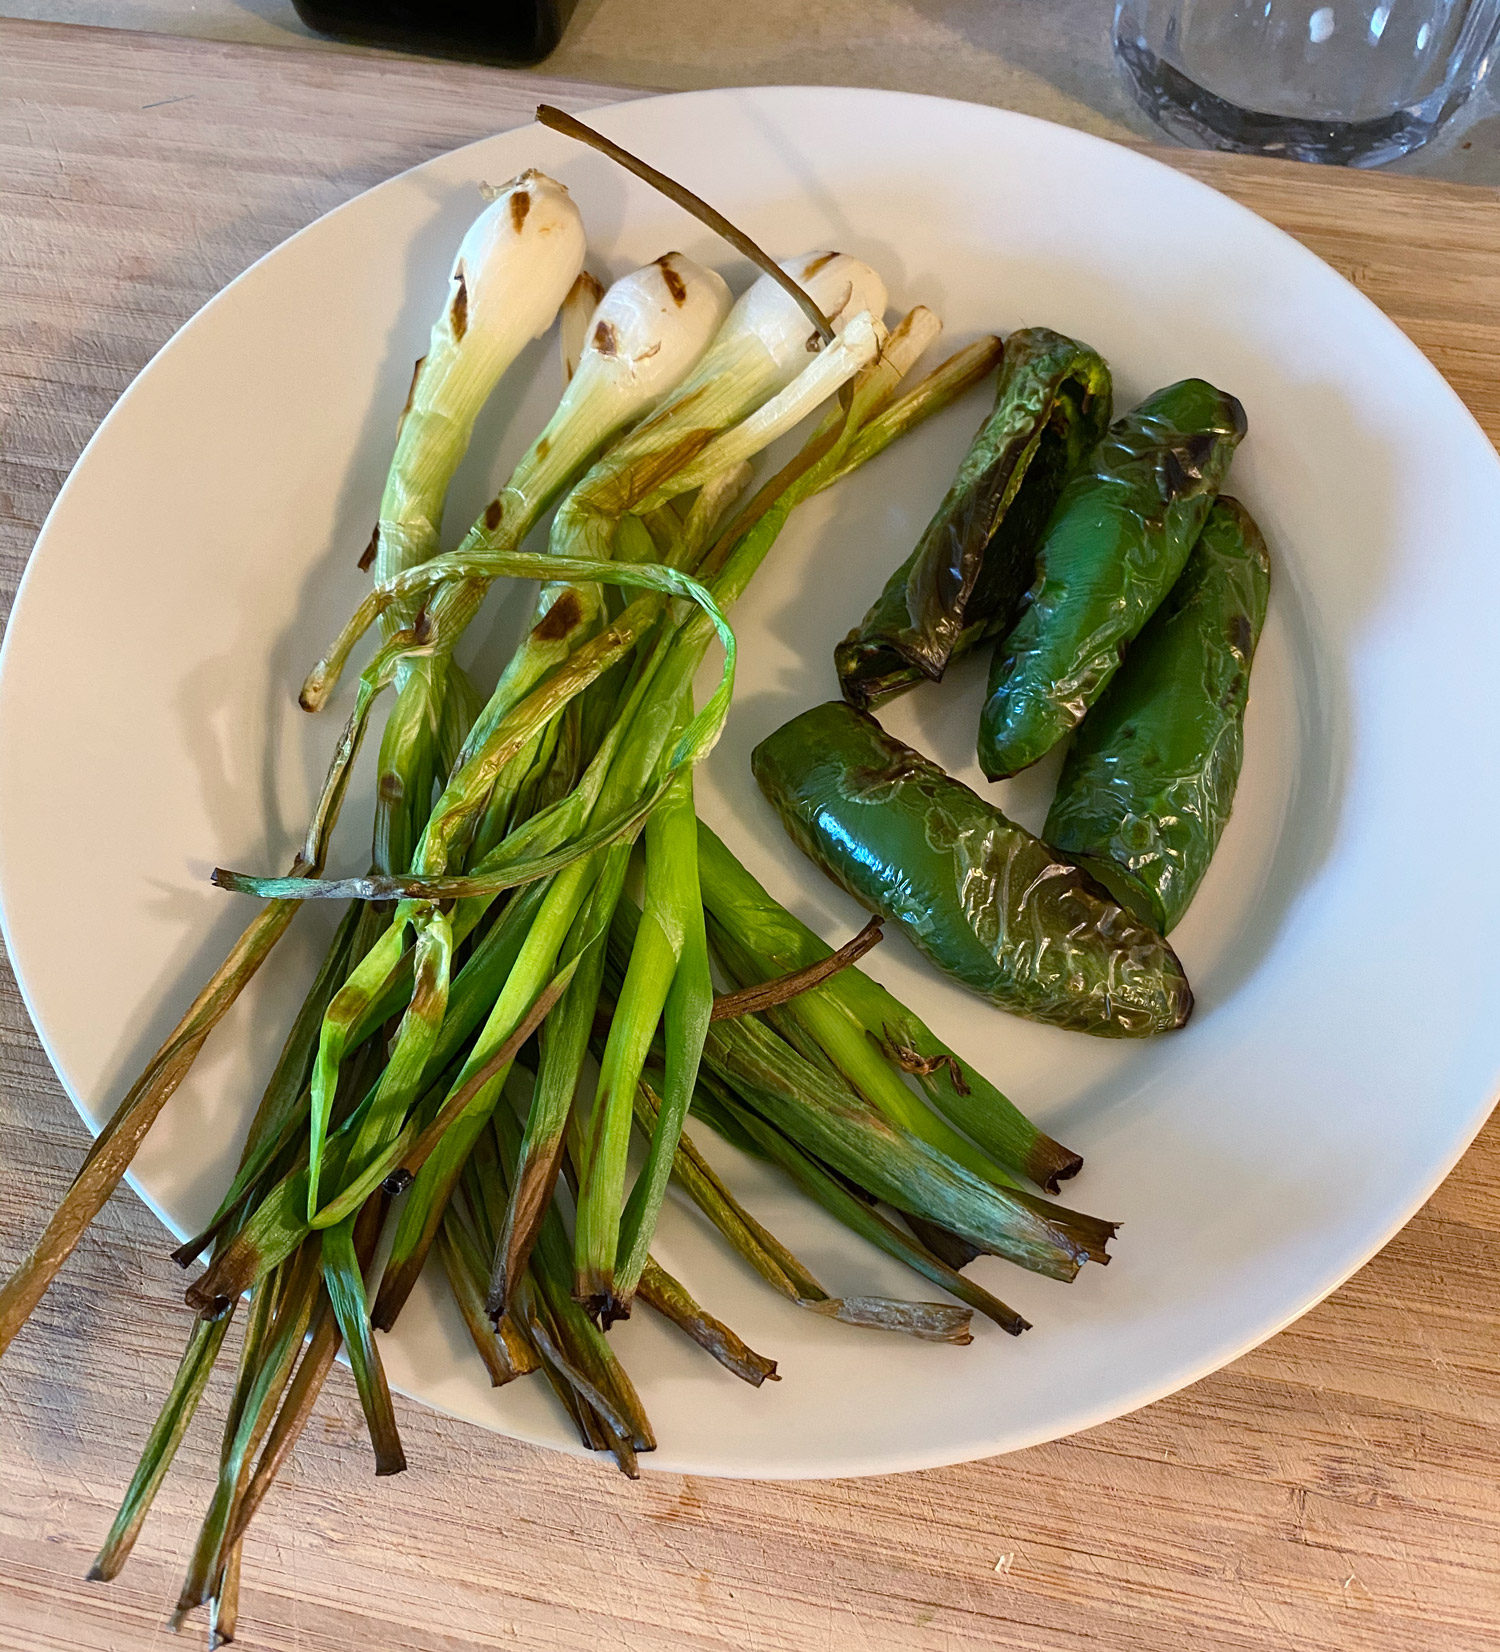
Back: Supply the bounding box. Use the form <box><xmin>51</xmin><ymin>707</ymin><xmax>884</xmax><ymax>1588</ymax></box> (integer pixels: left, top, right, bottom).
<box><xmin>978</xmin><ymin>377</ymin><xmax>1247</xmax><ymax>780</ymax></box>
<box><xmin>752</xmin><ymin>701</ymin><xmax>1193</xmax><ymax>1038</ymax></box>
<box><xmin>835</xmin><ymin>328</ymin><xmax>1113</xmax><ymax>708</ymax></box>
<box><xmin>1045</xmin><ymin>496</ymin><xmax>1270</xmax><ymax>934</ymax></box>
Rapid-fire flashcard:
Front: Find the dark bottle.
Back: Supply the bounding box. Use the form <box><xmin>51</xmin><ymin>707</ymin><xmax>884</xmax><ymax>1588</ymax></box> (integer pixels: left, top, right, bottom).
<box><xmin>291</xmin><ymin>0</ymin><xmax>577</xmax><ymax>67</ymax></box>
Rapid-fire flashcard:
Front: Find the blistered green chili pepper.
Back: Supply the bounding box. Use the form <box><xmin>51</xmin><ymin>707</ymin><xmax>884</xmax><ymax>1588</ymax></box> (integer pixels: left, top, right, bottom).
<box><xmin>752</xmin><ymin>701</ymin><xmax>1192</xmax><ymax>1037</ymax></box>
<box><xmin>978</xmin><ymin>378</ymin><xmax>1247</xmax><ymax>780</ymax></box>
<box><xmin>836</xmin><ymin>328</ymin><xmax>1112</xmax><ymax>708</ymax></box>
<box><xmin>1045</xmin><ymin>496</ymin><xmax>1270</xmax><ymax>934</ymax></box>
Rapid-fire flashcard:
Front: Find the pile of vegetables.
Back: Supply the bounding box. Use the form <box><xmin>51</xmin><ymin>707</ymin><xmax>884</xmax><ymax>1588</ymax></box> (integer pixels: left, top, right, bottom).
<box><xmin>771</xmin><ymin>325</ymin><xmax>1266</xmax><ymax>1034</ymax></box>
<box><xmin>0</xmin><ymin>111</ymin><xmax>1132</xmax><ymax>1642</ymax></box>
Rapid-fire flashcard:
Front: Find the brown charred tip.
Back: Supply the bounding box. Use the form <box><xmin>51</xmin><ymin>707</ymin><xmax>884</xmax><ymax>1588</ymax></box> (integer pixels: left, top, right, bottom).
<box><xmin>381</xmin><ymin>1167</ymin><xmax>415</xmax><ymax>1196</ymax></box>
<box><xmin>298</xmin><ymin>676</ymin><xmax>325</xmax><ymax>713</ymax></box>
<box><xmin>85</xmin><ymin>1563</ymin><xmax>109</xmax><ymax>1584</ymax></box>
<box><xmin>656</xmin><ymin>254</ymin><xmax>688</xmax><ymax>305</ymax></box>
<box><xmin>358</xmin><ymin>525</ymin><xmax>379</xmax><ymax>571</ymax></box>
<box><xmin>599</xmin><ymin>1294</ymin><xmax>633</xmax><ymax>1330</ymax></box>
<box><xmin>374</xmin><ymin>1445</ymin><xmax>408</xmax><ymax>1478</ymax></box>
<box><xmin>1003</xmin><ymin>1312</ymin><xmax>1033</xmax><ymax>1338</ymax></box>
<box><xmin>1038</xmin><ymin>1146</ymin><xmax>1085</xmax><ymax>1195</ymax></box>
<box><xmin>1084</xmin><ymin>1219</ymin><xmax>1121</xmax><ymax>1266</ymax></box>
<box><xmin>611</xmin><ymin>1443</ymin><xmax>642</xmax><ymax>1480</ymax></box>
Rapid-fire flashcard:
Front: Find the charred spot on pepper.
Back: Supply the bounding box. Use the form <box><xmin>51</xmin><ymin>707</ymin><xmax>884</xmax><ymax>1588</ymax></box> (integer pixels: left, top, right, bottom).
<box><xmin>655</xmin><ymin>255</ymin><xmax>688</xmax><ymax>305</ymax></box>
<box><xmin>449</xmin><ymin>270</ymin><xmax>468</xmax><ymax>342</ymax></box>
<box><xmin>509</xmin><ymin>189</ymin><xmax>531</xmax><ymax>233</ymax></box>
<box><xmin>358</xmin><ymin>525</ymin><xmax>380</xmax><ymax>571</ymax></box>
<box><xmin>532</xmin><ymin>588</ymin><xmax>582</xmax><ymax>642</ymax></box>
<box><xmin>1161</xmin><ymin>443</ymin><xmax>1200</xmax><ymax>494</ymax></box>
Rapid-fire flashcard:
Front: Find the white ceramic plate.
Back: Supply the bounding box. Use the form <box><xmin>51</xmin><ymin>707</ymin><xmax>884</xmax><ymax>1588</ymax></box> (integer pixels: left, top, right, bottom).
<box><xmin>3</xmin><ymin>88</ymin><xmax>1499</xmax><ymax>1479</ymax></box>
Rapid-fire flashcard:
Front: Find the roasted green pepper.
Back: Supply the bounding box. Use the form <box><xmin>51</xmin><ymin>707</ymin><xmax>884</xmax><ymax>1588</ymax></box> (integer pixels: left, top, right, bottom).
<box><xmin>835</xmin><ymin>328</ymin><xmax>1112</xmax><ymax>708</ymax></box>
<box><xmin>1045</xmin><ymin>496</ymin><xmax>1270</xmax><ymax>934</ymax></box>
<box><xmin>978</xmin><ymin>377</ymin><xmax>1247</xmax><ymax>780</ymax></box>
<box><xmin>751</xmin><ymin>701</ymin><xmax>1192</xmax><ymax>1037</ymax></box>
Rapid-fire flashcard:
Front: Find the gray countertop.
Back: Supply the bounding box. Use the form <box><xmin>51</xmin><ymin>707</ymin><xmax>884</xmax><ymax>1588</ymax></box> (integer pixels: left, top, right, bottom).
<box><xmin>4</xmin><ymin>0</ymin><xmax>1499</xmax><ymax>183</ymax></box>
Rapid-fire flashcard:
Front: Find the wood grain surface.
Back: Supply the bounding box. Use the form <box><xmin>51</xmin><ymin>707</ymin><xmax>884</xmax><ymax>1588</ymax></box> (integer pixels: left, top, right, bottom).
<box><xmin>1</xmin><ymin>19</ymin><xmax>1498</xmax><ymax>1652</ymax></box>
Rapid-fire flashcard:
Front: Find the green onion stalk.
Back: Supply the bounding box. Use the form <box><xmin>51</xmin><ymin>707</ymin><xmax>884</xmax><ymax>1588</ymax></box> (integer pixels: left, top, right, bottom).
<box><xmin>189</xmin><ymin>553</ymin><xmax>739</xmax><ymax>1292</ymax></box>
<box><xmin>467</xmin><ymin>253</ymin><xmax>890</xmax><ymax>741</ymax></box>
<box><xmin>566</xmin><ymin>300</ymin><xmax>946</xmax><ymax>1324</ymax></box>
<box><xmin>287</xmin><ymin>253</ymin><xmax>738</xmax><ymax>1255</ymax></box>
<box><xmin>67</xmin><ymin>242</ymin><xmax>751</xmax><ymax>1526</ymax></box>
<box><xmin>609</xmin><ymin>886</ymin><xmax>1117</xmax><ymax>1289</ymax></box>
<box><xmin>279</xmin><ymin>258</ymin><xmax>861</xmax><ymax>1254</ymax></box>
<box><xmin>279</xmin><ymin>261</ymin><xmax>894</xmax><ymax>1330</ymax></box>
<box><xmin>290</xmin><ymin>304</ymin><xmax>1004</xmax><ymax>1340</ymax></box>
<box><xmin>0</xmin><ymin>176</ymin><xmax>589</xmax><ymax>1358</ymax></box>
<box><xmin>695</xmin><ymin>823</ymin><xmax>1084</xmax><ymax>1193</ymax></box>
<box><xmin>634</xmin><ymin>1076</ymin><xmax>995</xmax><ymax>1341</ymax></box>
<box><xmin>264</xmin><ymin>254</ymin><xmax>743</xmax><ymax>1242</ymax></box>
<box><xmin>368</xmin><ymin>169</ymin><xmax>587</xmax><ymax>875</ymax></box>
<box><xmin>476</xmin><ymin>293</ymin><xmax>906</xmax><ymax>1324</ymax></box>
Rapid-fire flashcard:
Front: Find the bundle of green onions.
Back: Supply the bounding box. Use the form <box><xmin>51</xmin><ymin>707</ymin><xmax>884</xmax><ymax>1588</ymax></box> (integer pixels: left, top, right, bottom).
<box><xmin>0</xmin><ymin>109</ymin><xmax>1114</xmax><ymax>1639</ymax></box>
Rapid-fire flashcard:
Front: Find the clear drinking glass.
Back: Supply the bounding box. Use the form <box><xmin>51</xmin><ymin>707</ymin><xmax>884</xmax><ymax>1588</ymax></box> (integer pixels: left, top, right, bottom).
<box><xmin>1114</xmin><ymin>0</ymin><xmax>1500</xmax><ymax>165</ymax></box>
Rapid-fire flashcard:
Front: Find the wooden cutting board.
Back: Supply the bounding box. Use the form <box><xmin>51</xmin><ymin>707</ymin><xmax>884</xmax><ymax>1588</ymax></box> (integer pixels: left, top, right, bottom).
<box><xmin>1</xmin><ymin>19</ymin><xmax>1498</xmax><ymax>1652</ymax></box>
